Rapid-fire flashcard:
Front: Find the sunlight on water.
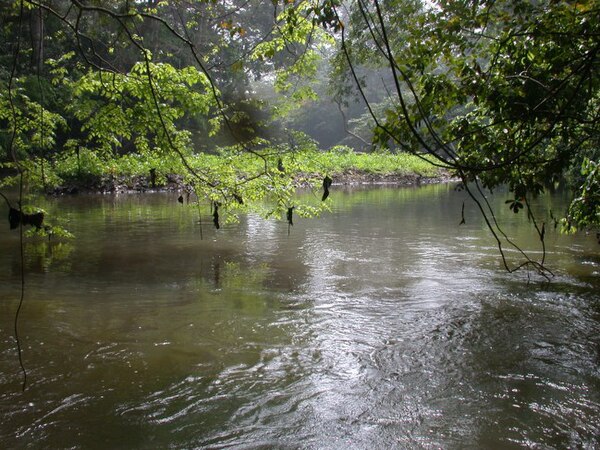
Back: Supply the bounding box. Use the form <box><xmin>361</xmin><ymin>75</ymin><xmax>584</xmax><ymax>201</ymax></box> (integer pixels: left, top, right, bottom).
<box><xmin>1</xmin><ymin>185</ymin><xmax>598</xmax><ymax>448</ymax></box>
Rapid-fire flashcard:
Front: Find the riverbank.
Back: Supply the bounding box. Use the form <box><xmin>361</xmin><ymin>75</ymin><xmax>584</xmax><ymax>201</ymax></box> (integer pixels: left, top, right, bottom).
<box><xmin>1</xmin><ymin>148</ymin><xmax>450</xmax><ymax>195</ymax></box>
<box><xmin>43</xmin><ymin>168</ymin><xmax>454</xmax><ymax>195</ymax></box>
<box><xmin>331</xmin><ymin>168</ymin><xmax>455</xmax><ymax>186</ymax></box>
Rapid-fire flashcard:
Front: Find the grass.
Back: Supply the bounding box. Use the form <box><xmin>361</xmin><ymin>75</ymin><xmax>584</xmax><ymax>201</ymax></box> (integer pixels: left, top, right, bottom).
<box><xmin>301</xmin><ymin>147</ymin><xmax>440</xmax><ymax>178</ymax></box>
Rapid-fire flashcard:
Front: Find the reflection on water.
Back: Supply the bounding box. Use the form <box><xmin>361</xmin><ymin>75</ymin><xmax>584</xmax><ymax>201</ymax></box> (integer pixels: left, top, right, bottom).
<box><xmin>0</xmin><ymin>184</ymin><xmax>598</xmax><ymax>448</ymax></box>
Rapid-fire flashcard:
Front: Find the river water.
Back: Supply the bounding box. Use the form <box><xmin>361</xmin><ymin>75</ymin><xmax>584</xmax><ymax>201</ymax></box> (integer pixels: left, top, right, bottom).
<box><xmin>0</xmin><ymin>184</ymin><xmax>598</xmax><ymax>449</ymax></box>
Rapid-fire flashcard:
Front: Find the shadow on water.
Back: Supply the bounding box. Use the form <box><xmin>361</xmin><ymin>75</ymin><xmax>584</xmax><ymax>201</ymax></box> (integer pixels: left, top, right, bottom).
<box><xmin>0</xmin><ymin>185</ymin><xmax>598</xmax><ymax>448</ymax></box>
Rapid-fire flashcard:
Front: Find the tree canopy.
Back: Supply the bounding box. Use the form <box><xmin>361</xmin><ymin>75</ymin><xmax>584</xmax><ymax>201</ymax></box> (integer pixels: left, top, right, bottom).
<box><xmin>1</xmin><ymin>0</ymin><xmax>599</xmax><ymax>273</ymax></box>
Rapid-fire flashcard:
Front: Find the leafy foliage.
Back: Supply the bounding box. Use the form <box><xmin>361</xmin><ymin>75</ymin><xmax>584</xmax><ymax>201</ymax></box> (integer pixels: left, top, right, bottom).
<box><xmin>564</xmin><ymin>158</ymin><xmax>600</xmax><ymax>233</ymax></box>
<box><xmin>0</xmin><ymin>77</ymin><xmax>66</xmax><ymax>162</ymax></box>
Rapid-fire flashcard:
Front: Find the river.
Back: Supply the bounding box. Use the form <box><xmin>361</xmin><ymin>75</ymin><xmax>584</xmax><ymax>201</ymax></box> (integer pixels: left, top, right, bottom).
<box><xmin>1</xmin><ymin>183</ymin><xmax>599</xmax><ymax>449</ymax></box>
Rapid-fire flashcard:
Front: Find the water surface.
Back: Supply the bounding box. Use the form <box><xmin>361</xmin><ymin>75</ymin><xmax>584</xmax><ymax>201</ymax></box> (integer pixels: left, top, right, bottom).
<box><xmin>1</xmin><ymin>184</ymin><xmax>598</xmax><ymax>448</ymax></box>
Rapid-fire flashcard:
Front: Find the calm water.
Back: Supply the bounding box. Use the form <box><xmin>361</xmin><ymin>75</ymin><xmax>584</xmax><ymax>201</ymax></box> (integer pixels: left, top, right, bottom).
<box><xmin>1</xmin><ymin>184</ymin><xmax>599</xmax><ymax>449</ymax></box>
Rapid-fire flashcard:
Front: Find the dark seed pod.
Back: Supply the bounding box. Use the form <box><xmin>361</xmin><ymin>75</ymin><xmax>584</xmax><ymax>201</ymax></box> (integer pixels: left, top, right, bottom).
<box><xmin>213</xmin><ymin>202</ymin><xmax>220</xmax><ymax>229</ymax></box>
<box><xmin>322</xmin><ymin>176</ymin><xmax>333</xmax><ymax>201</ymax></box>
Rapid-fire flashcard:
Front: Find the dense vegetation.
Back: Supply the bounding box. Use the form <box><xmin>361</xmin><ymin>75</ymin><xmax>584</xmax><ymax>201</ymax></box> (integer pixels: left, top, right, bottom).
<box><xmin>1</xmin><ymin>0</ymin><xmax>599</xmax><ymax>273</ymax></box>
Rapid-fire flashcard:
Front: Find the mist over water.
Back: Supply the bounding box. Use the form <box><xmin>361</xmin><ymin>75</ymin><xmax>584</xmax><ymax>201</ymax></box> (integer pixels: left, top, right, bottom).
<box><xmin>1</xmin><ymin>184</ymin><xmax>598</xmax><ymax>448</ymax></box>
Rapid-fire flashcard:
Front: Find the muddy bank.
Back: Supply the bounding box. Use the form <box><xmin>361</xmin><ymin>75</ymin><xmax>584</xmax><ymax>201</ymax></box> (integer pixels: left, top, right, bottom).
<box><xmin>330</xmin><ymin>169</ymin><xmax>456</xmax><ymax>186</ymax></box>
<box><xmin>47</xmin><ymin>173</ymin><xmax>186</xmax><ymax>195</ymax></box>
<box><xmin>46</xmin><ymin>169</ymin><xmax>455</xmax><ymax>195</ymax></box>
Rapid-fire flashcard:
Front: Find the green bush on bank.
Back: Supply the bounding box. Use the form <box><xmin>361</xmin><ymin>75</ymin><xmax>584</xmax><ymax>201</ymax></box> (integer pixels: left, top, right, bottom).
<box><xmin>8</xmin><ymin>145</ymin><xmax>440</xmax><ymax>191</ymax></box>
<box><xmin>305</xmin><ymin>146</ymin><xmax>439</xmax><ymax>177</ymax></box>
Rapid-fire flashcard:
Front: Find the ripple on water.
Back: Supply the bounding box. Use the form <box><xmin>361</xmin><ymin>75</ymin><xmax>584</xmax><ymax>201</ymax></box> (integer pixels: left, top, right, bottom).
<box><xmin>1</xmin><ymin>188</ymin><xmax>599</xmax><ymax>448</ymax></box>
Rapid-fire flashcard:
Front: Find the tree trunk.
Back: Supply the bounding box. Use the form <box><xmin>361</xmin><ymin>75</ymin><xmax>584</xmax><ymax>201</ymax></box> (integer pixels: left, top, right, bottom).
<box><xmin>30</xmin><ymin>6</ymin><xmax>44</xmax><ymax>70</ymax></box>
